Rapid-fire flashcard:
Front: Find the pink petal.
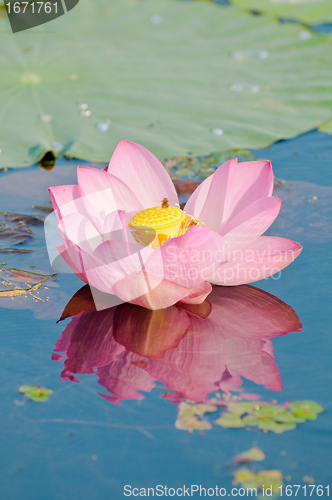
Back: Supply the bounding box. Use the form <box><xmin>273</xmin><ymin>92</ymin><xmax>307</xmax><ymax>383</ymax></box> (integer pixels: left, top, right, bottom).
<box><xmin>179</xmin><ymin>281</ymin><xmax>212</xmax><ymax>305</ymax></box>
<box><xmin>220</xmin><ymin>197</ymin><xmax>281</xmax><ymax>254</ymax></box>
<box><xmin>184</xmin><ymin>158</ymin><xmax>237</xmax><ymax>231</ymax></box>
<box><xmin>106</xmin><ymin>140</ymin><xmax>179</xmax><ymax>208</ymax></box>
<box><xmin>113</xmin><ymin>272</ymin><xmax>210</xmax><ymax>310</ymax></box>
<box><xmin>223</xmin><ymin>338</ymin><xmax>282</xmax><ymax>391</ymax></box>
<box><xmin>56</xmin><ymin>241</ymin><xmax>88</xmax><ymax>283</ymax></box>
<box><xmin>207</xmin><ymin>284</ymin><xmax>302</xmax><ymax>339</ymax></box>
<box><xmin>113</xmin><ymin>303</ymin><xmax>191</xmax><ymax>358</ymax></box>
<box><xmin>49</xmin><ymin>184</ymin><xmax>87</xmax><ymax>220</ymax></box>
<box><xmin>210</xmin><ymin>236</ymin><xmax>302</xmax><ymax>285</ymax></box>
<box><xmin>49</xmin><ymin>182</ymin><xmax>108</xmax><ymax>234</ymax></box>
<box><xmin>57</xmin><ymin>213</ymin><xmax>102</xmax><ymax>253</ymax></box>
<box><xmin>184</xmin><ymin>158</ymin><xmax>273</xmax><ymax>231</ymax></box>
<box><xmin>148</xmin><ymin>225</ymin><xmax>224</xmax><ymax>289</ymax></box>
<box><xmin>77</xmin><ymin>166</ymin><xmax>143</xmax><ymax>222</ymax></box>
<box><xmin>97</xmin><ymin>355</ymin><xmax>155</xmax><ymax>401</ymax></box>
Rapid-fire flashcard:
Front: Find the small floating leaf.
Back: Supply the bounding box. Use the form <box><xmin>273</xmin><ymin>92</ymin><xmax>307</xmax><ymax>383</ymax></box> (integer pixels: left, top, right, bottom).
<box><xmin>255</xmin><ymin>469</ymin><xmax>283</xmax><ymax>491</ymax></box>
<box><xmin>258</xmin><ymin>419</ymin><xmax>296</xmax><ymax>433</ymax></box>
<box><xmin>215</xmin><ymin>413</ymin><xmax>245</xmax><ymax>428</ymax></box>
<box><xmin>234</xmin><ymin>468</ymin><xmax>256</xmax><ymax>484</ymax></box>
<box><xmin>288</xmin><ymin>400</ymin><xmax>324</xmax><ymax>421</ymax></box>
<box><xmin>253</xmin><ymin>405</ymin><xmax>285</xmax><ymax>419</ymax></box>
<box><xmin>234</xmin><ymin>447</ymin><xmax>265</xmax><ymax>464</ymax></box>
<box><xmin>19</xmin><ymin>385</ymin><xmax>53</xmax><ymax>402</ymax></box>
<box><xmin>275</xmin><ymin>411</ymin><xmax>306</xmax><ymax>424</ymax></box>
<box><xmin>234</xmin><ymin>467</ymin><xmax>283</xmax><ymax>494</ymax></box>
<box><xmin>242</xmin><ymin>415</ymin><xmax>258</xmax><ymax>427</ymax></box>
<box><xmin>175</xmin><ymin>402</ymin><xmax>217</xmax><ymax>432</ymax></box>
<box><xmin>227</xmin><ymin>402</ymin><xmax>257</xmax><ymax>416</ymax></box>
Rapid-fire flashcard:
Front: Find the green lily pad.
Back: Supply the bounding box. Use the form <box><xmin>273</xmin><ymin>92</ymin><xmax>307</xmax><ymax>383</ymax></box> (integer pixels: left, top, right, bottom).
<box><xmin>242</xmin><ymin>415</ymin><xmax>259</xmax><ymax>426</ymax></box>
<box><xmin>288</xmin><ymin>400</ymin><xmax>324</xmax><ymax>420</ymax></box>
<box><xmin>256</xmin><ymin>469</ymin><xmax>283</xmax><ymax>491</ymax></box>
<box><xmin>19</xmin><ymin>385</ymin><xmax>53</xmax><ymax>402</ymax></box>
<box><xmin>274</xmin><ymin>411</ymin><xmax>306</xmax><ymax>424</ymax></box>
<box><xmin>1</xmin><ymin>0</ymin><xmax>332</xmax><ymax>167</ymax></box>
<box><xmin>258</xmin><ymin>418</ymin><xmax>296</xmax><ymax>433</ymax></box>
<box><xmin>234</xmin><ymin>447</ymin><xmax>266</xmax><ymax>463</ymax></box>
<box><xmin>175</xmin><ymin>402</ymin><xmax>216</xmax><ymax>431</ymax></box>
<box><xmin>227</xmin><ymin>402</ymin><xmax>258</xmax><ymax>416</ymax></box>
<box><xmin>253</xmin><ymin>404</ymin><xmax>286</xmax><ymax>418</ymax></box>
<box><xmin>234</xmin><ymin>467</ymin><xmax>283</xmax><ymax>494</ymax></box>
<box><xmin>234</xmin><ymin>467</ymin><xmax>257</xmax><ymax>484</ymax></box>
<box><xmin>231</xmin><ymin>0</ymin><xmax>332</xmax><ymax>24</ymax></box>
<box><xmin>215</xmin><ymin>413</ymin><xmax>245</xmax><ymax>428</ymax></box>
<box><xmin>319</xmin><ymin>118</ymin><xmax>332</xmax><ymax>134</ymax></box>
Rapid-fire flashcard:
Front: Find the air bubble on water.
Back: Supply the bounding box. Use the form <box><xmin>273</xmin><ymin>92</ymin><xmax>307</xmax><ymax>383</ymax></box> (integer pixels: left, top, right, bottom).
<box><xmin>298</xmin><ymin>31</ymin><xmax>312</xmax><ymax>40</ymax></box>
<box><xmin>150</xmin><ymin>15</ymin><xmax>162</xmax><ymax>24</ymax></box>
<box><xmin>52</xmin><ymin>142</ymin><xmax>63</xmax><ymax>153</ymax></box>
<box><xmin>81</xmin><ymin>110</ymin><xmax>91</xmax><ymax>117</ymax></box>
<box><xmin>231</xmin><ymin>83</ymin><xmax>261</xmax><ymax>93</ymax></box>
<box><xmin>40</xmin><ymin>114</ymin><xmax>53</xmax><ymax>123</ymax></box>
<box><xmin>79</xmin><ymin>103</ymin><xmax>88</xmax><ymax>110</ymax></box>
<box><xmin>213</xmin><ymin>128</ymin><xmax>223</xmax><ymax>136</ymax></box>
<box><xmin>96</xmin><ymin>122</ymin><xmax>110</xmax><ymax>131</ymax></box>
<box><xmin>231</xmin><ymin>50</ymin><xmax>269</xmax><ymax>60</ymax></box>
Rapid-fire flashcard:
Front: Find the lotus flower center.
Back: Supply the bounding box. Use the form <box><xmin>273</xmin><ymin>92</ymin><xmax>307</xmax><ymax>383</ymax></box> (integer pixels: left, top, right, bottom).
<box><xmin>129</xmin><ymin>203</ymin><xmax>201</xmax><ymax>248</ymax></box>
<box><xmin>130</xmin><ymin>206</ymin><xmax>184</xmax><ymax>230</ymax></box>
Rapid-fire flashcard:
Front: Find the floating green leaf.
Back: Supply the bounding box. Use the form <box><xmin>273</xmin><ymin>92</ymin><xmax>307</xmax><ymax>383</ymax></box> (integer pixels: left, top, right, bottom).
<box><xmin>242</xmin><ymin>415</ymin><xmax>259</xmax><ymax>426</ymax></box>
<box><xmin>213</xmin><ymin>399</ymin><xmax>324</xmax><ymax>433</ymax></box>
<box><xmin>253</xmin><ymin>405</ymin><xmax>286</xmax><ymax>418</ymax></box>
<box><xmin>258</xmin><ymin>418</ymin><xmax>296</xmax><ymax>433</ymax></box>
<box><xmin>319</xmin><ymin>118</ymin><xmax>332</xmax><ymax>134</ymax></box>
<box><xmin>175</xmin><ymin>402</ymin><xmax>217</xmax><ymax>432</ymax></box>
<box><xmin>288</xmin><ymin>400</ymin><xmax>324</xmax><ymax>420</ymax></box>
<box><xmin>215</xmin><ymin>413</ymin><xmax>245</xmax><ymax>428</ymax></box>
<box><xmin>231</xmin><ymin>0</ymin><xmax>332</xmax><ymax>24</ymax></box>
<box><xmin>234</xmin><ymin>467</ymin><xmax>283</xmax><ymax>495</ymax></box>
<box><xmin>228</xmin><ymin>402</ymin><xmax>258</xmax><ymax>416</ymax></box>
<box><xmin>274</xmin><ymin>411</ymin><xmax>306</xmax><ymax>424</ymax></box>
<box><xmin>19</xmin><ymin>385</ymin><xmax>53</xmax><ymax>402</ymax></box>
<box><xmin>0</xmin><ymin>0</ymin><xmax>332</xmax><ymax>167</ymax></box>
<box><xmin>234</xmin><ymin>447</ymin><xmax>266</xmax><ymax>463</ymax></box>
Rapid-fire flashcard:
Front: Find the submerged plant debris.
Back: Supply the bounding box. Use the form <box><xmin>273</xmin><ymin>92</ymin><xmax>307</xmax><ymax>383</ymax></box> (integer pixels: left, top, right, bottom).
<box><xmin>0</xmin><ymin>211</ymin><xmax>44</xmax><ymax>246</ymax></box>
<box><xmin>0</xmin><ymin>268</ymin><xmax>57</xmax><ymax>301</ymax></box>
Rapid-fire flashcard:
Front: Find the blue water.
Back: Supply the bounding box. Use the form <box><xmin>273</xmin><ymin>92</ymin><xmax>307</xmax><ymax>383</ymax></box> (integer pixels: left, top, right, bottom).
<box><xmin>0</xmin><ymin>130</ymin><xmax>331</xmax><ymax>499</ymax></box>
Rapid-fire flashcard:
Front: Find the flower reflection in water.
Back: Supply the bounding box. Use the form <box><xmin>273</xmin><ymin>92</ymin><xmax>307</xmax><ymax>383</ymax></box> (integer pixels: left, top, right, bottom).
<box><xmin>53</xmin><ymin>285</ymin><xmax>301</xmax><ymax>405</ymax></box>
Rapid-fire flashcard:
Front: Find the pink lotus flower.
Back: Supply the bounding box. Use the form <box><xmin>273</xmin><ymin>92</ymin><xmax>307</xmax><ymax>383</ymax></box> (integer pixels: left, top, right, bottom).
<box><xmin>53</xmin><ymin>285</ymin><xmax>302</xmax><ymax>404</ymax></box>
<box><xmin>48</xmin><ymin>141</ymin><xmax>302</xmax><ymax>310</ymax></box>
